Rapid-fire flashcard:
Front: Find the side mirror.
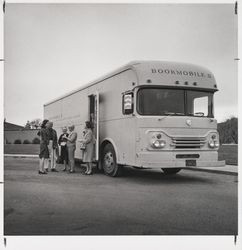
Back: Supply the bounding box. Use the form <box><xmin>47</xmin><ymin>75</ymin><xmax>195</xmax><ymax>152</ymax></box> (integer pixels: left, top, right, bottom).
<box><xmin>123</xmin><ymin>92</ymin><xmax>134</xmax><ymax>115</ymax></box>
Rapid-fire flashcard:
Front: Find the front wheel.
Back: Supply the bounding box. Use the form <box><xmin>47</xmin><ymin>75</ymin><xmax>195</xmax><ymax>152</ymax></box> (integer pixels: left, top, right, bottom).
<box><xmin>101</xmin><ymin>143</ymin><xmax>122</xmax><ymax>177</ymax></box>
<box><xmin>162</xmin><ymin>168</ymin><xmax>181</xmax><ymax>175</ymax></box>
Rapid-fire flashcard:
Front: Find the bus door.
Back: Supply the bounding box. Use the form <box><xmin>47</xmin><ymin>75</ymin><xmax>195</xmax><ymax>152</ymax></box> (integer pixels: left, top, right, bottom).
<box><xmin>88</xmin><ymin>92</ymin><xmax>99</xmax><ymax>161</ymax></box>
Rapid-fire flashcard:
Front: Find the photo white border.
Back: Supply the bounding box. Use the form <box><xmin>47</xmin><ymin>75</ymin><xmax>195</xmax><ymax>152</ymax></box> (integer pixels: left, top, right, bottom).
<box><xmin>0</xmin><ymin>0</ymin><xmax>240</xmax><ymax>249</ymax></box>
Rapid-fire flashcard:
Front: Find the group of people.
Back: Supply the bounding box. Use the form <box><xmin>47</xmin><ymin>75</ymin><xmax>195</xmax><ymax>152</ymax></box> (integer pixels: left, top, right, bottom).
<box><xmin>38</xmin><ymin>120</ymin><xmax>95</xmax><ymax>175</ymax></box>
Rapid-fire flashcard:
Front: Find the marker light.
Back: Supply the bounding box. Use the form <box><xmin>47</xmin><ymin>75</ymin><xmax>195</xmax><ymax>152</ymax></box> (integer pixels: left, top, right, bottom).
<box><xmin>156</xmin><ymin>134</ymin><xmax>162</xmax><ymax>139</ymax></box>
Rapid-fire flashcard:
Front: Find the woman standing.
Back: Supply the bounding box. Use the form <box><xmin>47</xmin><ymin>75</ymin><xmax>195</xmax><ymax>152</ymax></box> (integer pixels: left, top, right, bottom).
<box><xmin>63</xmin><ymin>124</ymin><xmax>77</xmax><ymax>173</ymax></box>
<box><xmin>58</xmin><ymin>127</ymin><xmax>69</xmax><ymax>171</ymax></box>
<box><xmin>80</xmin><ymin>121</ymin><xmax>95</xmax><ymax>175</ymax></box>
<box><xmin>38</xmin><ymin>119</ymin><xmax>49</xmax><ymax>174</ymax></box>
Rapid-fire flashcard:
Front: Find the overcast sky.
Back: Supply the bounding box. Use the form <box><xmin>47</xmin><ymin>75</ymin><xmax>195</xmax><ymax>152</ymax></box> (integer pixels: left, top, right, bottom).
<box><xmin>4</xmin><ymin>3</ymin><xmax>238</xmax><ymax>126</ymax></box>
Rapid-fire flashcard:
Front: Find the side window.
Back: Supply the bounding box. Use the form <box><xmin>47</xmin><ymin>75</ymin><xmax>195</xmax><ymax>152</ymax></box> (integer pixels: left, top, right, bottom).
<box><xmin>122</xmin><ymin>92</ymin><xmax>134</xmax><ymax>115</ymax></box>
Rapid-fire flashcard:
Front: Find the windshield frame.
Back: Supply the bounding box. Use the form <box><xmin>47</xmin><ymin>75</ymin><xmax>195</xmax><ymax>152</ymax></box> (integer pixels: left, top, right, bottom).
<box><xmin>136</xmin><ymin>86</ymin><xmax>215</xmax><ymax>118</ymax></box>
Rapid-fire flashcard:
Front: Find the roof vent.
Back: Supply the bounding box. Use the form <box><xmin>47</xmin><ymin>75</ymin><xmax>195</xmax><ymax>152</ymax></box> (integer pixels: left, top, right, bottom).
<box><xmin>193</xmin><ymin>82</ymin><xmax>197</xmax><ymax>86</ymax></box>
<box><xmin>147</xmin><ymin>79</ymin><xmax>152</xmax><ymax>83</ymax></box>
<box><xmin>184</xmin><ymin>81</ymin><xmax>188</xmax><ymax>85</ymax></box>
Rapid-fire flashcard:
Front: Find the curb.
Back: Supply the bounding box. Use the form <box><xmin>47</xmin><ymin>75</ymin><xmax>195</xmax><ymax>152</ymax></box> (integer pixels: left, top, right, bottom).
<box><xmin>4</xmin><ymin>154</ymin><xmax>39</xmax><ymax>158</ymax></box>
<box><xmin>184</xmin><ymin>167</ymin><xmax>238</xmax><ymax>176</ymax></box>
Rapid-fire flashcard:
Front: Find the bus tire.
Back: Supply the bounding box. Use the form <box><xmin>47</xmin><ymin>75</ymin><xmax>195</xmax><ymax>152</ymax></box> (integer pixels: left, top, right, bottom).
<box><xmin>101</xmin><ymin>143</ymin><xmax>122</xmax><ymax>177</ymax></box>
<box><xmin>162</xmin><ymin>168</ymin><xmax>181</xmax><ymax>175</ymax></box>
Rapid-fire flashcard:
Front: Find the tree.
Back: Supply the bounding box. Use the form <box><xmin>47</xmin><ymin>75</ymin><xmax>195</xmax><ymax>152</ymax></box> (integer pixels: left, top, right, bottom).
<box><xmin>27</xmin><ymin>118</ymin><xmax>41</xmax><ymax>129</ymax></box>
<box><xmin>32</xmin><ymin>137</ymin><xmax>40</xmax><ymax>144</ymax></box>
<box><xmin>217</xmin><ymin>117</ymin><xmax>238</xmax><ymax>144</ymax></box>
<box><xmin>24</xmin><ymin>120</ymin><xmax>31</xmax><ymax>129</ymax></box>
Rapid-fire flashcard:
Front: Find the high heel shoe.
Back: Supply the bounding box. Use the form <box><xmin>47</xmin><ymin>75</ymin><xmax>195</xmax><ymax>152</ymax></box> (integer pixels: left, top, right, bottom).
<box><xmin>38</xmin><ymin>171</ymin><xmax>47</xmax><ymax>175</ymax></box>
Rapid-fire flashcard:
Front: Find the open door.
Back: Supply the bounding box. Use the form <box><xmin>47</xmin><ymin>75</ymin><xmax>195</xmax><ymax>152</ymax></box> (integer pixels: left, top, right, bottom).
<box><xmin>88</xmin><ymin>92</ymin><xmax>99</xmax><ymax>161</ymax></box>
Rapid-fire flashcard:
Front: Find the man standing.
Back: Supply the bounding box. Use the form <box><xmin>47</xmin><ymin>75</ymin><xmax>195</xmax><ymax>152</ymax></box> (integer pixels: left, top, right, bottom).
<box><xmin>46</xmin><ymin>121</ymin><xmax>58</xmax><ymax>172</ymax></box>
<box><xmin>63</xmin><ymin>124</ymin><xmax>77</xmax><ymax>173</ymax></box>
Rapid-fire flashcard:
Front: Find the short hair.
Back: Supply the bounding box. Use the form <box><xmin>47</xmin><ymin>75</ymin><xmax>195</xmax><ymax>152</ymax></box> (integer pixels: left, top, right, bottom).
<box><xmin>68</xmin><ymin>124</ymin><xmax>75</xmax><ymax>130</ymax></box>
<box><xmin>41</xmin><ymin>119</ymin><xmax>49</xmax><ymax>128</ymax></box>
<box><xmin>85</xmin><ymin>121</ymin><xmax>92</xmax><ymax>129</ymax></box>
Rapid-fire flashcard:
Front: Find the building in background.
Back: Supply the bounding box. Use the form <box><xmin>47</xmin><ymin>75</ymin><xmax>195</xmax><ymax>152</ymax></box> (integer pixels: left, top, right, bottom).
<box><xmin>4</xmin><ymin>120</ymin><xmax>39</xmax><ymax>144</ymax></box>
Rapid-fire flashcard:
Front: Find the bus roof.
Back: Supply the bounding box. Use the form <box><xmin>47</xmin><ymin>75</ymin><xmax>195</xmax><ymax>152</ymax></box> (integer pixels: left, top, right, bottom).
<box><xmin>44</xmin><ymin>61</ymin><xmax>217</xmax><ymax>106</ymax></box>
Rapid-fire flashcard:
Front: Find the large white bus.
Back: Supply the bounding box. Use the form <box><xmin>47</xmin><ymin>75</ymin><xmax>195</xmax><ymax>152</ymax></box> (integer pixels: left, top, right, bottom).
<box><xmin>44</xmin><ymin>61</ymin><xmax>225</xmax><ymax>176</ymax></box>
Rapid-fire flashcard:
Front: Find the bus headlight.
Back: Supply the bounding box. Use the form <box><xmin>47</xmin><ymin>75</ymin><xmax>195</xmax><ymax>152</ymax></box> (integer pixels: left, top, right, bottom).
<box><xmin>208</xmin><ymin>140</ymin><xmax>219</xmax><ymax>148</ymax></box>
<box><xmin>208</xmin><ymin>140</ymin><xmax>215</xmax><ymax>148</ymax></box>
<box><xmin>152</xmin><ymin>140</ymin><xmax>166</xmax><ymax>148</ymax></box>
<box><xmin>208</xmin><ymin>133</ymin><xmax>220</xmax><ymax>149</ymax></box>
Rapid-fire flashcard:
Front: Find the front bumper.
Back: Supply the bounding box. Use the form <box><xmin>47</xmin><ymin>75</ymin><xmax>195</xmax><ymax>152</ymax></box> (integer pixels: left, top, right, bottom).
<box><xmin>140</xmin><ymin>160</ymin><xmax>225</xmax><ymax>169</ymax></box>
<box><xmin>136</xmin><ymin>151</ymin><xmax>225</xmax><ymax>169</ymax></box>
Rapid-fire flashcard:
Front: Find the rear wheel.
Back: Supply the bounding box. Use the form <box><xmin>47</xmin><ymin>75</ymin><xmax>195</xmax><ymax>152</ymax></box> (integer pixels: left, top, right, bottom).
<box><xmin>101</xmin><ymin>143</ymin><xmax>122</xmax><ymax>177</ymax></box>
<box><xmin>162</xmin><ymin>168</ymin><xmax>181</xmax><ymax>175</ymax></box>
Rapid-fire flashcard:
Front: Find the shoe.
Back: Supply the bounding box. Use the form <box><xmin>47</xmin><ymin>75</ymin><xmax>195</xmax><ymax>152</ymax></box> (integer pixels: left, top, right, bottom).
<box><xmin>38</xmin><ymin>171</ymin><xmax>47</xmax><ymax>175</ymax></box>
<box><xmin>69</xmin><ymin>170</ymin><xmax>75</xmax><ymax>173</ymax></box>
<box><xmin>85</xmin><ymin>172</ymin><xmax>93</xmax><ymax>175</ymax></box>
<box><xmin>45</xmin><ymin>169</ymin><xmax>48</xmax><ymax>172</ymax></box>
<box><xmin>63</xmin><ymin>168</ymin><xmax>67</xmax><ymax>172</ymax></box>
<box><xmin>51</xmin><ymin>169</ymin><xmax>58</xmax><ymax>172</ymax></box>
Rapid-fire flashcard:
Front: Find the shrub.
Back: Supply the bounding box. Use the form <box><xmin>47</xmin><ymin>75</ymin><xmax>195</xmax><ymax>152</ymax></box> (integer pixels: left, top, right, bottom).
<box><xmin>14</xmin><ymin>139</ymin><xmax>22</xmax><ymax>144</ymax></box>
<box><xmin>23</xmin><ymin>139</ymin><xmax>31</xmax><ymax>144</ymax></box>
<box><xmin>32</xmin><ymin>137</ymin><xmax>40</xmax><ymax>144</ymax></box>
<box><xmin>5</xmin><ymin>139</ymin><xmax>11</xmax><ymax>144</ymax></box>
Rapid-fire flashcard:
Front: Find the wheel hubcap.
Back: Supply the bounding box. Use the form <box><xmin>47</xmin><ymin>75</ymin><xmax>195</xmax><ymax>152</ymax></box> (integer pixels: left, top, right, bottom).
<box><xmin>104</xmin><ymin>152</ymin><xmax>114</xmax><ymax>172</ymax></box>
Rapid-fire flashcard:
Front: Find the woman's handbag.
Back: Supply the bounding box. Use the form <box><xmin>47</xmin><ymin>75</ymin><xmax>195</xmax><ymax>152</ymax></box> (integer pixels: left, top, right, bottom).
<box><xmin>56</xmin><ymin>156</ymin><xmax>63</xmax><ymax>164</ymax></box>
<box><xmin>80</xmin><ymin>142</ymin><xmax>86</xmax><ymax>151</ymax></box>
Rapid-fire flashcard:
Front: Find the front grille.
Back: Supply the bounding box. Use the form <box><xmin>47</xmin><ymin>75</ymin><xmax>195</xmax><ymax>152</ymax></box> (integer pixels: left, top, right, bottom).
<box><xmin>176</xmin><ymin>154</ymin><xmax>200</xmax><ymax>159</ymax></box>
<box><xmin>171</xmin><ymin>137</ymin><xmax>206</xmax><ymax>149</ymax></box>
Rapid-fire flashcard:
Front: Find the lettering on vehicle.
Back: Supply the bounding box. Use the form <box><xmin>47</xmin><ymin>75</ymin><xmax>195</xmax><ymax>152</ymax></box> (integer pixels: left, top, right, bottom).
<box><xmin>151</xmin><ymin>69</ymin><xmax>212</xmax><ymax>78</ymax></box>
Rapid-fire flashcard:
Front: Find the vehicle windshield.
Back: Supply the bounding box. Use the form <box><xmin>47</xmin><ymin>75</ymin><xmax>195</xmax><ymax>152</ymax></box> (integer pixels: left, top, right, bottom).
<box><xmin>137</xmin><ymin>88</ymin><xmax>214</xmax><ymax>117</ymax></box>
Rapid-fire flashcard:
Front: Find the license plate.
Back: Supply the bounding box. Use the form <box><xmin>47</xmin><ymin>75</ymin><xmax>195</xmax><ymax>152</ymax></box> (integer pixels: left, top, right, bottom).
<box><xmin>186</xmin><ymin>160</ymin><xmax>196</xmax><ymax>166</ymax></box>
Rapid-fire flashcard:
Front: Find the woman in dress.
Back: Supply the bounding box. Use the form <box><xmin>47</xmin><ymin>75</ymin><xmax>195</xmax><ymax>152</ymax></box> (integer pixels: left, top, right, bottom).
<box><xmin>58</xmin><ymin>126</ymin><xmax>69</xmax><ymax>171</ymax></box>
<box><xmin>38</xmin><ymin>119</ymin><xmax>49</xmax><ymax>174</ymax></box>
<box><xmin>80</xmin><ymin>121</ymin><xmax>95</xmax><ymax>175</ymax></box>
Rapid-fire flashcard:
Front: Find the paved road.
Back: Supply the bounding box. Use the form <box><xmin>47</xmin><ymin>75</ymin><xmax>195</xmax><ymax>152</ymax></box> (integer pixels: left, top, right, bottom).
<box><xmin>4</xmin><ymin>157</ymin><xmax>238</xmax><ymax>235</ymax></box>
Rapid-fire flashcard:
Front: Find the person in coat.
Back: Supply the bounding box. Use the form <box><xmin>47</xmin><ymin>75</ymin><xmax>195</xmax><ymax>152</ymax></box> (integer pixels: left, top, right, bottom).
<box><xmin>46</xmin><ymin>121</ymin><xmax>58</xmax><ymax>172</ymax></box>
<box><xmin>58</xmin><ymin>126</ymin><xmax>69</xmax><ymax>171</ymax></box>
<box><xmin>63</xmin><ymin>124</ymin><xmax>77</xmax><ymax>173</ymax></box>
<box><xmin>37</xmin><ymin>119</ymin><xmax>49</xmax><ymax>174</ymax></box>
<box><xmin>80</xmin><ymin>121</ymin><xmax>95</xmax><ymax>175</ymax></box>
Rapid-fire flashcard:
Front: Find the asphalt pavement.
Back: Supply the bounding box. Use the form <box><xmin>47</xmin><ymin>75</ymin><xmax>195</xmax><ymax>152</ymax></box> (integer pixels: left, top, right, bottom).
<box><xmin>4</xmin><ymin>157</ymin><xmax>238</xmax><ymax>235</ymax></box>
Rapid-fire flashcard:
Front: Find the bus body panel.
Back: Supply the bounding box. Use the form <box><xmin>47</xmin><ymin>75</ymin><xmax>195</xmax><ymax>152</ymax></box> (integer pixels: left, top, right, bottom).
<box><xmin>44</xmin><ymin>68</ymin><xmax>137</xmax><ymax>163</ymax></box>
<box><xmin>133</xmin><ymin>61</ymin><xmax>217</xmax><ymax>90</ymax></box>
<box><xmin>96</xmin><ymin>69</ymin><xmax>137</xmax><ymax>165</ymax></box>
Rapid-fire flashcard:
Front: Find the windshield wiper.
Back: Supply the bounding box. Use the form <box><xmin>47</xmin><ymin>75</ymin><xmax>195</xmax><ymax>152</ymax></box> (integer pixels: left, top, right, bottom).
<box><xmin>187</xmin><ymin>112</ymin><xmax>205</xmax><ymax>117</ymax></box>
<box><xmin>163</xmin><ymin>112</ymin><xmax>185</xmax><ymax>116</ymax></box>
